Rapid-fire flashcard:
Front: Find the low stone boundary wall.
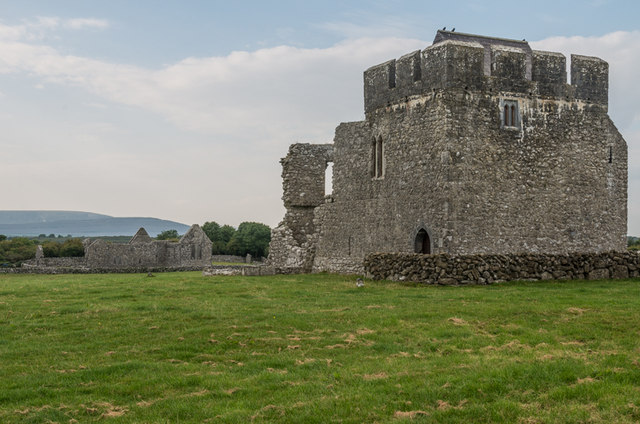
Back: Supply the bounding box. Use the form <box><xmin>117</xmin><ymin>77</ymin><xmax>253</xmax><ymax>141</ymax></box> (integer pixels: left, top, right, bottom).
<box><xmin>202</xmin><ymin>265</ymin><xmax>275</xmax><ymax>277</ymax></box>
<box><xmin>22</xmin><ymin>257</ymin><xmax>86</xmax><ymax>267</ymax></box>
<box><xmin>211</xmin><ymin>255</ymin><xmax>249</xmax><ymax>263</ymax></box>
<box><xmin>0</xmin><ymin>265</ymin><xmax>207</xmax><ymax>275</ymax></box>
<box><xmin>364</xmin><ymin>251</ymin><xmax>640</xmax><ymax>285</ymax></box>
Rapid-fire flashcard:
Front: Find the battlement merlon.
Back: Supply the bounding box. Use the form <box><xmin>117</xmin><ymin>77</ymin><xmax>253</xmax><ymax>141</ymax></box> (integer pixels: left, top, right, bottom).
<box><xmin>363</xmin><ymin>32</ymin><xmax>609</xmax><ymax>113</ymax></box>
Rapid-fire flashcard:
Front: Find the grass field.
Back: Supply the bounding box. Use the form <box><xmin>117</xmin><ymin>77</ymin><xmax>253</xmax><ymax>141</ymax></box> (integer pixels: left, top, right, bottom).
<box><xmin>0</xmin><ymin>272</ymin><xmax>639</xmax><ymax>423</ymax></box>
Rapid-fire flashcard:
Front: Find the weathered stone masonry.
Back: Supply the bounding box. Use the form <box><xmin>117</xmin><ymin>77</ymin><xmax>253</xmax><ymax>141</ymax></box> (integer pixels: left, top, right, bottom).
<box><xmin>20</xmin><ymin>224</ymin><xmax>212</xmax><ymax>272</ymax></box>
<box><xmin>365</xmin><ymin>251</ymin><xmax>640</xmax><ymax>284</ymax></box>
<box><xmin>268</xmin><ymin>30</ymin><xmax>628</xmax><ymax>275</ymax></box>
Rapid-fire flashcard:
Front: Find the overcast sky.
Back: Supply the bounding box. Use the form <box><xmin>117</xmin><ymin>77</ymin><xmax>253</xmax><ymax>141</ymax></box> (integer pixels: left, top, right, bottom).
<box><xmin>1</xmin><ymin>0</ymin><xmax>638</xmax><ymax>234</ymax></box>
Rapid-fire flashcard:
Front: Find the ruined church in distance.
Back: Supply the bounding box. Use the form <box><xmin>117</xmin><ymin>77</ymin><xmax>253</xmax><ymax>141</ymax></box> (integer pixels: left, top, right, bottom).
<box><xmin>267</xmin><ymin>30</ymin><xmax>628</xmax><ymax>274</ymax></box>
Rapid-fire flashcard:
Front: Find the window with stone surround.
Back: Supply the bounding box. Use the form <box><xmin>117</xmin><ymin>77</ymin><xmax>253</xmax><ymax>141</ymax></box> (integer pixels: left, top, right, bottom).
<box><xmin>501</xmin><ymin>99</ymin><xmax>520</xmax><ymax>129</ymax></box>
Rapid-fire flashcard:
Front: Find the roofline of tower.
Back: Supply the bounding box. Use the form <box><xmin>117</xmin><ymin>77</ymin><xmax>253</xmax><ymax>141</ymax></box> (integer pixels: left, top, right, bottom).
<box><xmin>434</xmin><ymin>30</ymin><xmax>530</xmax><ymax>46</ymax></box>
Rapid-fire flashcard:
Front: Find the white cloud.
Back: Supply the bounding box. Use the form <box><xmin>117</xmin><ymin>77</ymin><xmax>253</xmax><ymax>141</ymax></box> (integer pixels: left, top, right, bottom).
<box><xmin>0</xmin><ymin>17</ymin><xmax>109</xmax><ymax>42</ymax></box>
<box><xmin>0</xmin><ymin>31</ymin><xmax>426</xmax><ymax>144</ymax></box>
<box><xmin>64</xmin><ymin>18</ymin><xmax>109</xmax><ymax>30</ymax></box>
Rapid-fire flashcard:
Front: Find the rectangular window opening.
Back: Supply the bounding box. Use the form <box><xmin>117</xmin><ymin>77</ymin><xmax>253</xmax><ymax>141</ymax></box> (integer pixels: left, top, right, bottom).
<box><xmin>324</xmin><ymin>161</ymin><xmax>334</xmax><ymax>195</ymax></box>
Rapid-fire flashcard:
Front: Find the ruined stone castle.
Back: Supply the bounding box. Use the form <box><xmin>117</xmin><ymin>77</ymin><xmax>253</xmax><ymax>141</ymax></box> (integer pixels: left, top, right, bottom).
<box><xmin>268</xmin><ymin>30</ymin><xmax>628</xmax><ymax>274</ymax></box>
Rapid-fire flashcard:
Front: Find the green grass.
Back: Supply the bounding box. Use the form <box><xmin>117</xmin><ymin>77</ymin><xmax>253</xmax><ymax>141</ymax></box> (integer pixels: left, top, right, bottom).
<box><xmin>0</xmin><ymin>273</ymin><xmax>639</xmax><ymax>423</ymax></box>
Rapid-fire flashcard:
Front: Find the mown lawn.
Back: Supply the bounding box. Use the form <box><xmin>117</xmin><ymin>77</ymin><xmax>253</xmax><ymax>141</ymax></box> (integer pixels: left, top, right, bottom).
<box><xmin>0</xmin><ymin>272</ymin><xmax>639</xmax><ymax>423</ymax></box>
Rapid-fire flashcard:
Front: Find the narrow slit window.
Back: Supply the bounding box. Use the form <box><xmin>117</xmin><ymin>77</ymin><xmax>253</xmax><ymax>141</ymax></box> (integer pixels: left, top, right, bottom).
<box><xmin>376</xmin><ymin>137</ymin><xmax>383</xmax><ymax>178</ymax></box>
<box><xmin>504</xmin><ymin>105</ymin><xmax>510</xmax><ymax>126</ymax></box>
<box><xmin>388</xmin><ymin>63</ymin><xmax>396</xmax><ymax>89</ymax></box>
<box><xmin>609</xmin><ymin>146</ymin><xmax>613</xmax><ymax>163</ymax></box>
<box><xmin>371</xmin><ymin>138</ymin><xmax>377</xmax><ymax>178</ymax></box>
<box><xmin>372</xmin><ymin>136</ymin><xmax>384</xmax><ymax>179</ymax></box>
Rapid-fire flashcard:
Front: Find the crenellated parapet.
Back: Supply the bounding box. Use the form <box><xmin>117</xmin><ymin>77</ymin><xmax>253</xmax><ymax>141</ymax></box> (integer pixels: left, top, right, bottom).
<box><xmin>364</xmin><ymin>30</ymin><xmax>608</xmax><ymax>113</ymax></box>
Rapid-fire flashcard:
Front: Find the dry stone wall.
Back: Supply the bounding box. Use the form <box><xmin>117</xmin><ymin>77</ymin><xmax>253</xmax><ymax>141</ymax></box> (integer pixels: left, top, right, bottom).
<box><xmin>365</xmin><ymin>251</ymin><xmax>640</xmax><ymax>284</ymax></box>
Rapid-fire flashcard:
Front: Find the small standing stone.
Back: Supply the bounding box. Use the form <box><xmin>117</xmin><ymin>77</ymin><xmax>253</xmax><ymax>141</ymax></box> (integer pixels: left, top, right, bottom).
<box><xmin>35</xmin><ymin>245</ymin><xmax>44</xmax><ymax>265</ymax></box>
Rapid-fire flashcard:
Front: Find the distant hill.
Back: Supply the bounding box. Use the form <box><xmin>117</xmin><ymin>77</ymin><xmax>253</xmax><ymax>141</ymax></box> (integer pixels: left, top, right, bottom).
<box><xmin>0</xmin><ymin>211</ymin><xmax>191</xmax><ymax>237</ymax></box>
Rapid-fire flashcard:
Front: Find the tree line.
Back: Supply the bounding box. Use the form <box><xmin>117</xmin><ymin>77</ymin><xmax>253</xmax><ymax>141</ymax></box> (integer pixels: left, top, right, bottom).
<box><xmin>0</xmin><ymin>236</ymin><xmax>84</xmax><ymax>266</ymax></box>
<box><xmin>158</xmin><ymin>222</ymin><xmax>271</xmax><ymax>258</ymax></box>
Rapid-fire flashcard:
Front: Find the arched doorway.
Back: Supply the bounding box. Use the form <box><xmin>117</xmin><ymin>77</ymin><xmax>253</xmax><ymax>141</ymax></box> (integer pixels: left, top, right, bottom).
<box><xmin>414</xmin><ymin>229</ymin><xmax>431</xmax><ymax>254</ymax></box>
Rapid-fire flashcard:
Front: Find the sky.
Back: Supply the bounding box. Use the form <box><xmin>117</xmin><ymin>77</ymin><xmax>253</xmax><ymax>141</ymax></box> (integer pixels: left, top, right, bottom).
<box><xmin>0</xmin><ymin>0</ymin><xmax>638</xmax><ymax>235</ymax></box>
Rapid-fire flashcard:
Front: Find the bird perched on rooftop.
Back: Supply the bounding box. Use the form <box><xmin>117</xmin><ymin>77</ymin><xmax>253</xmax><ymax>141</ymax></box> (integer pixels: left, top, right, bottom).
<box><xmin>442</xmin><ymin>26</ymin><xmax>446</xmax><ymax>31</ymax></box>
<box><xmin>452</xmin><ymin>28</ymin><xmax>455</xmax><ymax>32</ymax></box>
<box><xmin>356</xmin><ymin>278</ymin><xmax>364</xmax><ymax>288</ymax></box>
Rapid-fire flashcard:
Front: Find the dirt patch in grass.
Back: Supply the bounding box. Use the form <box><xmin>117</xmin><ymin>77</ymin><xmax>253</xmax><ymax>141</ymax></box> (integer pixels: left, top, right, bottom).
<box><xmin>251</xmin><ymin>404</ymin><xmax>285</xmax><ymax>421</ymax></box>
<box><xmin>447</xmin><ymin>317</ymin><xmax>468</xmax><ymax>326</ymax></box>
<box><xmin>394</xmin><ymin>410</ymin><xmax>429</xmax><ymax>419</ymax></box>
<box><xmin>325</xmin><ymin>344</ymin><xmax>347</xmax><ymax>349</ymax></box>
<box><xmin>363</xmin><ymin>372</ymin><xmax>388</xmax><ymax>380</ymax></box>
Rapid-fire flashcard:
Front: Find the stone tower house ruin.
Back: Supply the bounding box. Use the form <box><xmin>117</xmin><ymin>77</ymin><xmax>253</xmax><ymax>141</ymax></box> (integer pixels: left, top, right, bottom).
<box><xmin>268</xmin><ymin>30</ymin><xmax>628</xmax><ymax>274</ymax></box>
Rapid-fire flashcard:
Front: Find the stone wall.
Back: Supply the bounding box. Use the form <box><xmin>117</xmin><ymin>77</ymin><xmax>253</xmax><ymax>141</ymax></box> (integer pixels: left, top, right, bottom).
<box><xmin>0</xmin><ymin>265</ymin><xmax>206</xmax><ymax>274</ymax></box>
<box><xmin>84</xmin><ymin>224</ymin><xmax>212</xmax><ymax>269</ymax></box>
<box><xmin>268</xmin><ymin>143</ymin><xmax>333</xmax><ymax>273</ymax></box>
<box><xmin>364</xmin><ymin>251</ymin><xmax>640</xmax><ymax>284</ymax></box>
<box><xmin>22</xmin><ymin>257</ymin><xmax>86</xmax><ymax>268</ymax></box>
<box><xmin>202</xmin><ymin>265</ymin><xmax>275</xmax><ymax>276</ymax></box>
<box><xmin>211</xmin><ymin>255</ymin><xmax>251</xmax><ymax>263</ymax></box>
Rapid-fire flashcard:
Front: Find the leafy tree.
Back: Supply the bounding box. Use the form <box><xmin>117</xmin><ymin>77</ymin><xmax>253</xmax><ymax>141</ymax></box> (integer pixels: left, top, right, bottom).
<box><xmin>202</xmin><ymin>221</ymin><xmax>222</xmax><ymax>254</ymax></box>
<box><xmin>202</xmin><ymin>222</ymin><xmax>237</xmax><ymax>254</ymax></box>
<box><xmin>42</xmin><ymin>241</ymin><xmax>61</xmax><ymax>257</ymax></box>
<box><xmin>220</xmin><ymin>225</ymin><xmax>236</xmax><ymax>249</ymax></box>
<box><xmin>0</xmin><ymin>235</ymin><xmax>6</xmax><ymax>241</ymax></box>
<box><xmin>225</xmin><ymin>233</ymin><xmax>244</xmax><ymax>256</ymax></box>
<box><xmin>0</xmin><ymin>238</ymin><xmax>36</xmax><ymax>265</ymax></box>
<box><xmin>38</xmin><ymin>234</ymin><xmax>46</xmax><ymax>238</ymax></box>
<box><xmin>226</xmin><ymin>222</ymin><xmax>271</xmax><ymax>258</ymax></box>
<box><xmin>59</xmin><ymin>239</ymin><xmax>85</xmax><ymax>257</ymax></box>
<box><xmin>48</xmin><ymin>234</ymin><xmax>55</xmax><ymax>238</ymax></box>
<box><xmin>157</xmin><ymin>229</ymin><xmax>180</xmax><ymax>241</ymax></box>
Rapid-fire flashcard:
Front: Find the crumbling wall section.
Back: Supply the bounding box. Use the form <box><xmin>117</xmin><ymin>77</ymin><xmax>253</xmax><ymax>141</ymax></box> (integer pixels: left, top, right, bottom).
<box><xmin>267</xmin><ymin>143</ymin><xmax>333</xmax><ymax>273</ymax></box>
